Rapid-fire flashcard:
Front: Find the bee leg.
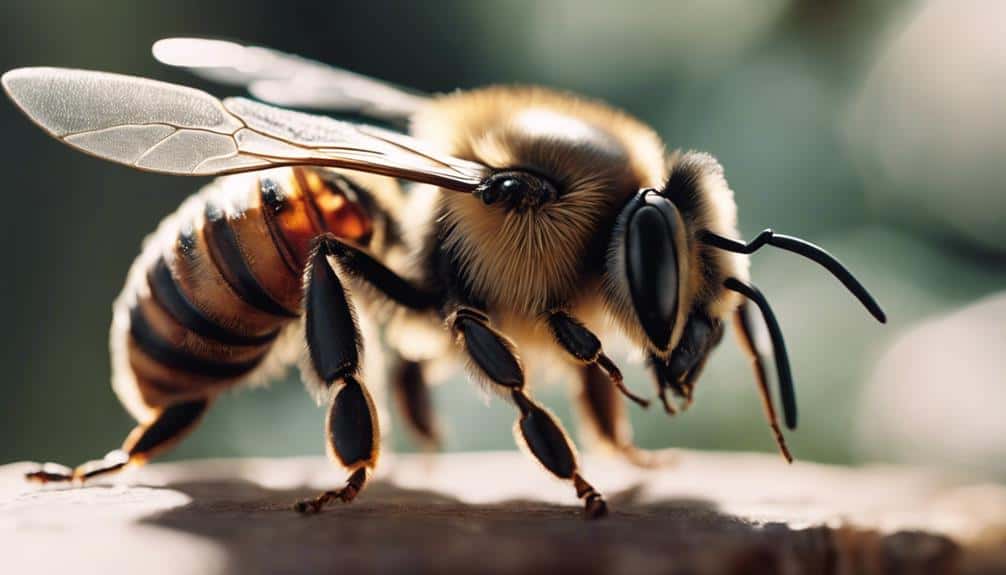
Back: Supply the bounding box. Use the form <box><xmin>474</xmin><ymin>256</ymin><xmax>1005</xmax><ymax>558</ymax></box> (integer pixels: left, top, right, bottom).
<box><xmin>391</xmin><ymin>356</ymin><xmax>440</xmax><ymax>449</ymax></box>
<box><xmin>649</xmin><ymin>312</ymin><xmax>724</xmax><ymax>414</ymax></box>
<box><xmin>295</xmin><ymin>376</ymin><xmax>378</xmax><ymax>514</ymax></box>
<box><xmin>305</xmin><ymin>233</ymin><xmax>441</xmax><ymax>450</ymax></box>
<box><xmin>734</xmin><ymin>302</ymin><xmax>793</xmax><ymax>462</ymax></box>
<box><xmin>25</xmin><ymin>398</ymin><xmax>209</xmax><ymax>484</ymax></box>
<box><xmin>511</xmin><ymin>389</ymin><xmax>608</xmax><ymax>519</ymax></box>
<box><xmin>547</xmin><ymin>310</ymin><xmax>650</xmax><ymax>408</ymax></box>
<box><xmin>447</xmin><ymin>308</ymin><xmax>607</xmax><ymax>518</ymax></box>
<box><xmin>312</xmin><ymin>233</ymin><xmax>439</xmax><ymax>311</ymax></box>
<box><xmin>294</xmin><ymin>240</ymin><xmax>379</xmax><ymax>514</ymax></box>
<box><xmin>574</xmin><ymin>363</ymin><xmax>672</xmax><ymax>468</ymax></box>
<box><xmin>448</xmin><ymin>307</ymin><xmax>524</xmax><ymax>389</ymax></box>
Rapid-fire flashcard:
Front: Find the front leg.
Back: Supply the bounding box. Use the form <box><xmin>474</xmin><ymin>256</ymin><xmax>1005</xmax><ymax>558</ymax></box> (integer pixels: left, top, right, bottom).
<box><xmin>547</xmin><ymin>310</ymin><xmax>649</xmax><ymax>408</ymax></box>
<box><xmin>447</xmin><ymin>306</ymin><xmax>608</xmax><ymax>519</ymax></box>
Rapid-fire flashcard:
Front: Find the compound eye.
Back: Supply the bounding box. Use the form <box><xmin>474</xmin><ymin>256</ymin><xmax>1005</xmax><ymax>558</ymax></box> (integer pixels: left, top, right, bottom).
<box><xmin>474</xmin><ymin>171</ymin><xmax>558</xmax><ymax>211</ymax></box>
<box><xmin>496</xmin><ymin>176</ymin><xmax>526</xmax><ymax>199</ymax></box>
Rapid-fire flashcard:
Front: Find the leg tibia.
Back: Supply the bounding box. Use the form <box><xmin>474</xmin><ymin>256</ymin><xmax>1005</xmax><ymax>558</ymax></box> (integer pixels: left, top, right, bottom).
<box><xmin>123</xmin><ymin>398</ymin><xmax>209</xmax><ymax>461</ymax></box>
<box><xmin>447</xmin><ymin>308</ymin><xmax>608</xmax><ymax>518</ymax></box>
<box><xmin>549</xmin><ymin>310</ymin><xmax>650</xmax><ymax>407</ymax></box>
<box><xmin>511</xmin><ymin>389</ymin><xmax>608</xmax><ymax>519</ymax></box>
<box><xmin>512</xmin><ymin>390</ymin><xmax>576</xmax><ymax>479</ymax></box>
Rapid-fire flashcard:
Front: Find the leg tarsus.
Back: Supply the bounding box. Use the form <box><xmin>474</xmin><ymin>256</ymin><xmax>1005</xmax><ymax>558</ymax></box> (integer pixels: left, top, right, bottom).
<box><xmin>453</xmin><ymin>310</ymin><xmax>611</xmax><ymax>518</ymax></box>
<box><xmin>25</xmin><ymin>462</ymin><xmax>75</xmax><ymax>484</ymax></box>
<box><xmin>734</xmin><ymin>302</ymin><xmax>794</xmax><ymax>462</ymax></box>
<box><xmin>574</xmin><ymin>473</ymin><xmax>608</xmax><ymax>519</ymax></box>
<box><xmin>24</xmin><ymin>399</ymin><xmax>208</xmax><ymax>486</ymax></box>
<box><xmin>657</xmin><ymin>385</ymin><xmax>677</xmax><ymax>415</ymax></box>
<box><xmin>512</xmin><ymin>388</ymin><xmax>609</xmax><ymax>519</ymax></box>
<box><xmin>294</xmin><ymin>467</ymin><xmax>368</xmax><ymax>514</ymax></box>
<box><xmin>71</xmin><ymin>450</ymin><xmax>130</xmax><ymax>482</ymax></box>
<box><xmin>302</xmin><ymin>249</ymin><xmax>382</xmax><ymax>513</ymax></box>
<box><xmin>596</xmin><ymin>353</ymin><xmax>649</xmax><ymax>408</ymax></box>
<box><xmin>614</xmin><ymin>445</ymin><xmax>677</xmax><ymax>469</ymax></box>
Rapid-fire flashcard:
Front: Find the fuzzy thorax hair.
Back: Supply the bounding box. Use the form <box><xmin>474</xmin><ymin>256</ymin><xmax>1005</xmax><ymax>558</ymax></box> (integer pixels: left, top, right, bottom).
<box><xmin>411</xmin><ymin>86</ymin><xmax>669</xmax><ymax>314</ymax></box>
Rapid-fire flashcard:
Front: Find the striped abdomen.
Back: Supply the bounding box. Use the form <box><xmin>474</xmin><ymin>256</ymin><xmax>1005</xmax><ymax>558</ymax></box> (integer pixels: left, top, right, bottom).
<box><xmin>111</xmin><ymin>167</ymin><xmax>395</xmax><ymax>421</ymax></box>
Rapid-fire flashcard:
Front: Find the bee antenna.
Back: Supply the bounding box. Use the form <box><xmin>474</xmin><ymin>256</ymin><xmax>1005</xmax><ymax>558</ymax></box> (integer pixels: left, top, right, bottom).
<box><xmin>701</xmin><ymin>230</ymin><xmax>886</xmax><ymax>324</ymax></box>
<box><xmin>723</xmin><ymin>278</ymin><xmax>797</xmax><ymax>430</ymax></box>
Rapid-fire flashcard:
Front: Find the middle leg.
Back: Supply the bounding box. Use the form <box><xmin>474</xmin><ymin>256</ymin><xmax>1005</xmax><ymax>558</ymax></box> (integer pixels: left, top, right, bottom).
<box><xmin>448</xmin><ymin>307</ymin><xmax>608</xmax><ymax>519</ymax></box>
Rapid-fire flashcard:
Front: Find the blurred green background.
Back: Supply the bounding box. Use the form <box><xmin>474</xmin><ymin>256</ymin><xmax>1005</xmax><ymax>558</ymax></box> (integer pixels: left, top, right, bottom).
<box><xmin>2</xmin><ymin>0</ymin><xmax>1003</xmax><ymax>475</ymax></box>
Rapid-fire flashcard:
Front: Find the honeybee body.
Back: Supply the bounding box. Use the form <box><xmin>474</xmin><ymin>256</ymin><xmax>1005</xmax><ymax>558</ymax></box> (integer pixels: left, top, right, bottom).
<box><xmin>6</xmin><ymin>39</ymin><xmax>884</xmax><ymax>517</ymax></box>
<box><xmin>111</xmin><ymin>167</ymin><xmax>398</xmax><ymax>421</ymax></box>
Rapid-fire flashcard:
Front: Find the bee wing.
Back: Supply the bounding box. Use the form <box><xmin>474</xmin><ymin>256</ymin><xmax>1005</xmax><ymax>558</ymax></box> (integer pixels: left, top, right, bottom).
<box><xmin>2</xmin><ymin>67</ymin><xmax>487</xmax><ymax>190</ymax></box>
<box><xmin>151</xmin><ymin>37</ymin><xmax>428</xmax><ymax>122</ymax></box>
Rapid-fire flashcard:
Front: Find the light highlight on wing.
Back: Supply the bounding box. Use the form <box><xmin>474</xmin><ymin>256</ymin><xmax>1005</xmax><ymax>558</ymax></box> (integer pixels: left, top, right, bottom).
<box><xmin>152</xmin><ymin>37</ymin><xmax>428</xmax><ymax>122</ymax></box>
<box><xmin>2</xmin><ymin>67</ymin><xmax>487</xmax><ymax>189</ymax></box>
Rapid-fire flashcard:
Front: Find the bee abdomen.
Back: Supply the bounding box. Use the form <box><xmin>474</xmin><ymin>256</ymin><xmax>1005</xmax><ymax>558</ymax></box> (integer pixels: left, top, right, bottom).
<box><xmin>146</xmin><ymin>256</ymin><xmax>280</xmax><ymax>347</ymax></box>
<box><xmin>202</xmin><ymin>199</ymin><xmax>301</xmax><ymax>319</ymax></box>
<box><xmin>114</xmin><ymin>167</ymin><xmax>380</xmax><ymax>414</ymax></box>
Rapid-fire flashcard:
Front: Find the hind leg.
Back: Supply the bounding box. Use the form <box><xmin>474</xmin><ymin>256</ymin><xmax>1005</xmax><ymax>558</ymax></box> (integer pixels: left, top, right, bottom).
<box><xmin>294</xmin><ymin>375</ymin><xmax>379</xmax><ymax>513</ymax></box>
<box><xmin>294</xmin><ymin>238</ymin><xmax>382</xmax><ymax>513</ymax></box>
<box><xmin>26</xmin><ymin>398</ymin><xmax>210</xmax><ymax>484</ymax></box>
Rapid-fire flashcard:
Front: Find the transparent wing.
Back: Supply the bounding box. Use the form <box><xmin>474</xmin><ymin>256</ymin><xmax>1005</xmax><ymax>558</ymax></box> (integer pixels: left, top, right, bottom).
<box><xmin>2</xmin><ymin>67</ymin><xmax>487</xmax><ymax>190</ymax></box>
<box><xmin>152</xmin><ymin>37</ymin><xmax>428</xmax><ymax>122</ymax></box>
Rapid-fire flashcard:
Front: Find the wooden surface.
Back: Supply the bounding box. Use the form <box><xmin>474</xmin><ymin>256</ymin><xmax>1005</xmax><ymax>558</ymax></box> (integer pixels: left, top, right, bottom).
<box><xmin>2</xmin><ymin>450</ymin><xmax>1005</xmax><ymax>575</ymax></box>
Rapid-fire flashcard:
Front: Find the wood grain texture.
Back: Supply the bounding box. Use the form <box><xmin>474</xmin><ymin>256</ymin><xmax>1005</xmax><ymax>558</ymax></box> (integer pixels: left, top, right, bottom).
<box><xmin>2</xmin><ymin>451</ymin><xmax>1005</xmax><ymax>574</ymax></box>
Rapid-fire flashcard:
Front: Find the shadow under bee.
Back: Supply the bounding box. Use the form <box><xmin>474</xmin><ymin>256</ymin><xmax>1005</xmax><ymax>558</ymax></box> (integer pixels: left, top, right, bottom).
<box><xmin>127</xmin><ymin>476</ymin><xmax>960</xmax><ymax>575</ymax></box>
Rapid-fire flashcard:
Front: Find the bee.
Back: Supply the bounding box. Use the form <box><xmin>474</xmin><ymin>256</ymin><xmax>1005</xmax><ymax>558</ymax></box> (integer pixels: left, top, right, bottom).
<box><xmin>4</xmin><ymin>38</ymin><xmax>885</xmax><ymax>519</ymax></box>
